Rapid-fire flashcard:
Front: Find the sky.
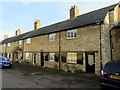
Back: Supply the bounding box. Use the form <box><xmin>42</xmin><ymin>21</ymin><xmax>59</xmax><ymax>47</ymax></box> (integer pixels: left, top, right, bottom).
<box><xmin>0</xmin><ymin>0</ymin><xmax>120</xmax><ymax>41</ymax></box>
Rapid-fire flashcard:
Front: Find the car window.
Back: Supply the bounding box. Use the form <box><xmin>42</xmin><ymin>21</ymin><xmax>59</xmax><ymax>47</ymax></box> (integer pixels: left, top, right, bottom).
<box><xmin>0</xmin><ymin>57</ymin><xmax>8</xmax><ymax>61</ymax></box>
<box><xmin>103</xmin><ymin>61</ymin><xmax>120</xmax><ymax>73</ymax></box>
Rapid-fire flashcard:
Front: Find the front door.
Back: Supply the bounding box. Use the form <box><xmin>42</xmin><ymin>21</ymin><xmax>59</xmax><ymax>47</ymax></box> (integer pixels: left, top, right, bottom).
<box><xmin>41</xmin><ymin>52</ymin><xmax>44</xmax><ymax>66</ymax></box>
<box><xmin>85</xmin><ymin>52</ymin><xmax>95</xmax><ymax>73</ymax></box>
<box><xmin>33</xmin><ymin>53</ymin><xmax>36</xmax><ymax>64</ymax></box>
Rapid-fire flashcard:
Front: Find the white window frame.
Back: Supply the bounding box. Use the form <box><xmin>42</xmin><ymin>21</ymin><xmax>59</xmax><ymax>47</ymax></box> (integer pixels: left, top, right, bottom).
<box><xmin>7</xmin><ymin>53</ymin><xmax>11</xmax><ymax>59</ymax></box>
<box><xmin>19</xmin><ymin>40</ymin><xmax>22</xmax><ymax>46</ymax></box>
<box><xmin>26</xmin><ymin>38</ymin><xmax>31</xmax><ymax>44</ymax></box>
<box><xmin>49</xmin><ymin>53</ymin><xmax>55</xmax><ymax>61</ymax></box>
<box><xmin>49</xmin><ymin>33</ymin><xmax>56</xmax><ymax>41</ymax></box>
<box><xmin>67</xmin><ymin>52</ymin><xmax>77</xmax><ymax>64</ymax></box>
<box><xmin>67</xmin><ymin>29</ymin><xmax>77</xmax><ymax>39</ymax></box>
<box><xmin>18</xmin><ymin>53</ymin><xmax>22</xmax><ymax>60</ymax></box>
<box><xmin>8</xmin><ymin>43</ymin><xmax>10</xmax><ymax>47</ymax></box>
<box><xmin>26</xmin><ymin>53</ymin><xmax>30</xmax><ymax>60</ymax></box>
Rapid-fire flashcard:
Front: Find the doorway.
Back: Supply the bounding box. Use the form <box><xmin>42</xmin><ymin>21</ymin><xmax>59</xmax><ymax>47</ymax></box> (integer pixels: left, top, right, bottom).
<box><xmin>40</xmin><ymin>52</ymin><xmax>44</xmax><ymax>66</ymax></box>
<box><xmin>85</xmin><ymin>52</ymin><xmax>95</xmax><ymax>73</ymax></box>
<box><xmin>33</xmin><ymin>53</ymin><xmax>36</xmax><ymax>64</ymax></box>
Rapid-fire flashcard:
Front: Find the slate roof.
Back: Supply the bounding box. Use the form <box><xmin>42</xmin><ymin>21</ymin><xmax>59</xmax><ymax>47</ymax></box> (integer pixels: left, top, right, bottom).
<box><xmin>2</xmin><ymin>3</ymin><xmax>118</xmax><ymax>44</ymax></box>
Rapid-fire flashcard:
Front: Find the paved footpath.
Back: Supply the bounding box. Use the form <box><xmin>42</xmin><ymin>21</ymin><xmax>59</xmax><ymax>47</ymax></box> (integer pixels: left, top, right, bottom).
<box><xmin>2</xmin><ymin>68</ymin><xmax>100</xmax><ymax>89</ymax></box>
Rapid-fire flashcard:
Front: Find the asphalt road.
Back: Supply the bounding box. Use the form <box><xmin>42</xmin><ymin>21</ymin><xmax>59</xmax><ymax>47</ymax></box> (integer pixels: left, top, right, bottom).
<box><xmin>2</xmin><ymin>68</ymin><xmax>100</xmax><ymax>89</ymax></box>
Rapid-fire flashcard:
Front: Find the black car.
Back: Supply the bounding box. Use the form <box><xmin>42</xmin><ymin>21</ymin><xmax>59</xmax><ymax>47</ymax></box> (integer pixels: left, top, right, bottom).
<box><xmin>100</xmin><ymin>60</ymin><xmax>120</xmax><ymax>89</ymax></box>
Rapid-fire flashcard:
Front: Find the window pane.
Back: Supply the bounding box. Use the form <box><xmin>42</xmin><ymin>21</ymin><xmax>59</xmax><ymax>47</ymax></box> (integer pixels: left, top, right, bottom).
<box><xmin>26</xmin><ymin>53</ymin><xmax>30</xmax><ymax>59</ymax></box>
<box><xmin>77</xmin><ymin>52</ymin><xmax>83</xmax><ymax>64</ymax></box>
<box><xmin>8</xmin><ymin>43</ymin><xmax>10</xmax><ymax>47</ymax></box>
<box><xmin>49</xmin><ymin>33</ymin><xmax>56</xmax><ymax>41</ymax></box>
<box><xmin>19</xmin><ymin>40</ymin><xmax>22</xmax><ymax>45</ymax></box>
<box><xmin>71</xmin><ymin>31</ymin><xmax>74</xmax><ymax>37</ymax></box>
<box><xmin>67</xmin><ymin>29</ymin><xmax>77</xmax><ymax>39</ymax></box>
<box><xmin>18</xmin><ymin>53</ymin><xmax>22</xmax><ymax>59</ymax></box>
<box><xmin>49</xmin><ymin>35</ymin><xmax>52</xmax><ymax>40</ymax></box>
<box><xmin>67</xmin><ymin>53</ymin><xmax>77</xmax><ymax>63</ymax></box>
<box><xmin>74</xmin><ymin>30</ymin><xmax>77</xmax><ymax>37</ymax></box>
<box><xmin>67</xmin><ymin>31</ymin><xmax>70</xmax><ymax>38</ymax></box>
<box><xmin>49</xmin><ymin>53</ymin><xmax>55</xmax><ymax>61</ymax></box>
<box><xmin>7</xmin><ymin>53</ymin><xmax>10</xmax><ymax>59</ymax></box>
<box><xmin>26</xmin><ymin>38</ymin><xmax>31</xmax><ymax>44</ymax></box>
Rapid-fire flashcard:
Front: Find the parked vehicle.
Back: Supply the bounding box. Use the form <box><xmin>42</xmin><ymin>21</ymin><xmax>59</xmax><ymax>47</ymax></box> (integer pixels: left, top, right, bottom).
<box><xmin>0</xmin><ymin>56</ymin><xmax>12</xmax><ymax>69</ymax></box>
<box><xmin>100</xmin><ymin>60</ymin><xmax>120</xmax><ymax>89</ymax></box>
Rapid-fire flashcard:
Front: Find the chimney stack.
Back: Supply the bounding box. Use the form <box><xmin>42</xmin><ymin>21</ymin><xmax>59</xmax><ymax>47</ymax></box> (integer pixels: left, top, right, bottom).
<box><xmin>34</xmin><ymin>20</ymin><xmax>41</xmax><ymax>30</ymax></box>
<box><xmin>15</xmin><ymin>29</ymin><xmax>21</xmax><ymax>36</ymax></box>
<box><xmin>4</xmin><ymin>34</ymin><xmax>8</xmax><ymax>39</ymax></box>
<box><xmin>70</xmin><ymin>5</ymin><xmax>79</xmax><ymax>19</ymax></box>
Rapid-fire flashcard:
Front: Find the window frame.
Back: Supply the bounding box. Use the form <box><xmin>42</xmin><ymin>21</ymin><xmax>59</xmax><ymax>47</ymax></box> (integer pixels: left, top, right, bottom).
<box><xmin>26</xmin><ymin>53</ymin><xmax>30</xmax><ymax>60</ymax></box>
<box><xmin>18</xmin><ymin>53</ymin><xmax>22</xmax><ymax>60</ymax></box>
<box><xmin>8</xmin><ymin>43</ymin><xmax>11</xmax><ymax>47</ymax></box>
<box><xmin>7</xmin><ymin>53</ymin><xmax>11</xmax><ymax>59</ymax></box>
<box><xmin>19</xmin><ymin>40</ymin><xmax>22</xmax><ymax>46</ymax></box>
<box><xmin>49</xmin><ymin>53</ymin><xmax>55</xmax><ymax>61</ymax></box>
<box><xmin>49</xmin><ymin>33</ymin><xmax>56</xmax><ymax>41</ymax></box>
<box><xmin>67</xmin><ymin>29</ymin><xmax>77</xmax><ymax>39</ymax></box>
<box><xmin>26</xmin><ymin>38</ymin><xmax>31</xmax><ymax>44</ymax></box>
<box><xmin>67</xmin><ymin>52</ymin><xmax>77</xmax><ymax>64</ymax></box>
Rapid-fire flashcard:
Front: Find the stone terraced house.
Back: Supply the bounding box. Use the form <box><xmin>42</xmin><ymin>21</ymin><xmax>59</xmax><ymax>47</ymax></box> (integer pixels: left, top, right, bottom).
<box><xmin>110</xmin><ymin>22</ymin><xmax>120</xmax><ymax>60</ymax></box>
<box><xmin>1</xmin><ymin>3</ymin><xmax>120</xmax><ymax>74</ymax></box>
<box><xmin>0</xmin><ymin>42</ymin><xmax>3</xmax><ymax>56</ymax></box>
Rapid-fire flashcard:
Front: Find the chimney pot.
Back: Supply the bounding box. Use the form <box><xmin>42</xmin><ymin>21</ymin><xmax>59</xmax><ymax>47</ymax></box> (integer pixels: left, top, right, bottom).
<box><xmin>34</xmin><ymin>20</ymin><xmax>41</xmax><ymax>30</ymax></box>
<box><xmin>70</xmin><ymin>5</ymin><xmax>79</xmax><ymax>19</ymax></box>
<box><xmin>4</xmin><ymin>34</ymin><xmax>8</xmax><ymax>39</ymax></box>
<box><xmin>16</xmin><ymin>29</ymin><xmax>21</xmax><ymax>36</ymax></box>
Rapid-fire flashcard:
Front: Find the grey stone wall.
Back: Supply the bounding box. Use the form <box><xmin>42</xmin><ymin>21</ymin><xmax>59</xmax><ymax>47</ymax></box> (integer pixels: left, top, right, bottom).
<box><xmin>111</xmin><ymin>28</ymin><xmax>120</xmax><ymax>60</ymax></box>
<box><xmin>101</xmin><ymin>24</ymin><xmax>111</xmax><ymax>67</ymax></box>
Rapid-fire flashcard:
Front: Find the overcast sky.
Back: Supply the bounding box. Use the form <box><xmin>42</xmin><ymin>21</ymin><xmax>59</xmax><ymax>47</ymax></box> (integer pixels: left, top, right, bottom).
<box><xmin>0</xmin><ymin>0</ymin><xmax>120</xmax><ymax>41</ymax></box>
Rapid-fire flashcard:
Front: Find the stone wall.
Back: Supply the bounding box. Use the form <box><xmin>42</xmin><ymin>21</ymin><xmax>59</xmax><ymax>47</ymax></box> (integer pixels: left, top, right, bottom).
<box><xmin>101</xmin><ymin>24</ymin><xmax>111</xmax><ymax>67</ymax></box>
<box><xmin>19</xmin><ymin>24</ymin><xmax>101</xmax><ymax>74</ymax></box>
<box><xmin>101</xmin><ymin>10</ymin><xmax>115</xmax><ymax>67</ymax></box>
<box><xmin>61</xmin><ymin>25</ymin><xmax>100</xmax><ymax>52</ymax></box>
<box><xmin>24</xmin><ymin>25</ymin><xmax>101</xmax><ymax>73</ymax></box>
<box><xmin>24</xmin><ymin>34</ymin><xmax>59</xmax><ymax>52</ymax></box>
<box><xmin>111</xmin><ymin>28</ymin><xmax>120</xmax><ymax>60</ymax></box>
<box><xmin>6</xmin><ymin>41</ymin><xmax>18</xmax><ymax>61</ymax></box>
<box><xmin>0</xmin><ymin>43</ymin><xmax>2</xmax><ymax>56</ymax></box>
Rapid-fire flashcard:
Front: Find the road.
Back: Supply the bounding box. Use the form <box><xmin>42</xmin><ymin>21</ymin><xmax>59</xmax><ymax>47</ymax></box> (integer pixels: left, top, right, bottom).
<box><xmin>2</xmin><ymin>68</ymin><xmax>100</xmax><ymax>89</ymax></box>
